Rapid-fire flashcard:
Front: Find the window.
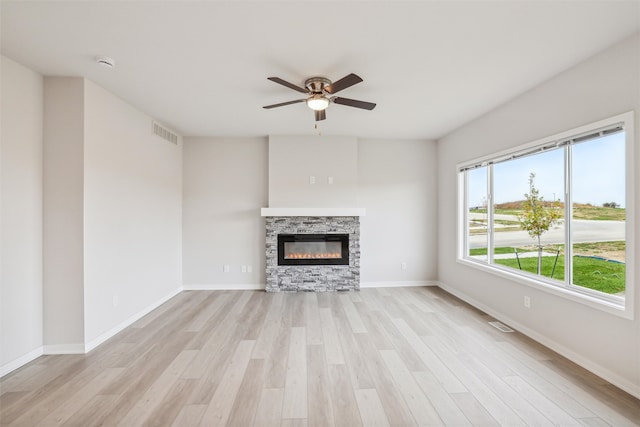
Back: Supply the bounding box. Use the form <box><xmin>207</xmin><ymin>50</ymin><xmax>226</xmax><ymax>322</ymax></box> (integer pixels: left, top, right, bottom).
<box><xmin>458</xmin><ymin>112</ymin><xmax>634</xmax><ymax>317</ymax></box>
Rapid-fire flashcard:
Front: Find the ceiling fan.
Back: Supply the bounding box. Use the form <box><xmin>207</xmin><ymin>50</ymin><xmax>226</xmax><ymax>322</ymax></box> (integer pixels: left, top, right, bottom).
<box><xmin>263</xmin><ymin>73</ymin><xmax>376</xmax><ymax>121</ymax></box>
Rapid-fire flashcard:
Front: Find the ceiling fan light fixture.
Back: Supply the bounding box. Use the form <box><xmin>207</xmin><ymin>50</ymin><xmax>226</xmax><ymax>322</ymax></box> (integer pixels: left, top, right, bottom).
<box><xmin>264</xmin><ymin>74</ymin><xmax>374</xmax><ymax>121</ymax></box>
<box><xmin>307</xmin><ymin>94</ymin><xmax>329</xmax><ymax>111</ymax></box>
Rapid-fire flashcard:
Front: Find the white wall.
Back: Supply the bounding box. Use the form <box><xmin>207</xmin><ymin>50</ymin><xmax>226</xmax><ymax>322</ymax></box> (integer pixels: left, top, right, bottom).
<box><xmin>83</xmin><ymin>80</ymin><xmax>183</xmax><ymax>347</ymax></box>
<box><xmin>43</xmin><ymin>77</ymin><xmax>85</xmax><ymax>352</ymax></box>
<box><xmin>268</xmin><ymin>135</ymin><xmax>358</xmax><ymax>207</ymax></box>
<box><xmin>182</xmin><ymin>136</ymin><xmax>437</xmax><ymax>289</ymax></box>
<box><xmin>182</xmin><ymin>137</ymin><xmax>268</xmax><ymax>288</ymax></box>
<box><xmin>0</xmin><ymin>56</ymin><xmax>44</xmax><ymax>372</ymax></box>
<box><xmin>437</xmin><ymin>34</ymin><xmax>640</xmax><ymax>396</ymax></box>
<box><xmin>358</xmin><ymin>138</ymin><xmax>438</xmax><ymax>286</ymax></box>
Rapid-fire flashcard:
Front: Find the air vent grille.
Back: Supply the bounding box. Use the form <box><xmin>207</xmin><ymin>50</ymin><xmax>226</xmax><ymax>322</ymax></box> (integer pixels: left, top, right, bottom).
<box><xmin>488</xmin><ymin>321</ymin><xmax>514</xmax><ymax>333</ymax></box>
<box><xmin>152</xmin><ymin>121</ymin><xmax>178</xmax><ymax>145</ymax></box>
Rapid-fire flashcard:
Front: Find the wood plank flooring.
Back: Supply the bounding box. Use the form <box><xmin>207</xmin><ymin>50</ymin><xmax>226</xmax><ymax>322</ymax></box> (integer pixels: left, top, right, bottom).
<box><xmin>1</xmin><ymin>287</ymin><xmax>639</xmax><ymax>426</ymax></box>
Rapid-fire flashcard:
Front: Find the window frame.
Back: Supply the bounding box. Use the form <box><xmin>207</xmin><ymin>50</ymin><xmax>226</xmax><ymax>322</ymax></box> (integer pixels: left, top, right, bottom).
<box><xmin>457</xmin><ymin>111</ymin><xmax>635</xmax><ymax>319</ymax></box>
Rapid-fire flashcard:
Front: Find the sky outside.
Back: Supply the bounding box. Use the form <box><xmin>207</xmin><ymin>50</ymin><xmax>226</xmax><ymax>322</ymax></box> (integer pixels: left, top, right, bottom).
<box><xmin>468</xmin><ymin>132</ymin><xmax>626</xmax><ymax>208</ymax></box>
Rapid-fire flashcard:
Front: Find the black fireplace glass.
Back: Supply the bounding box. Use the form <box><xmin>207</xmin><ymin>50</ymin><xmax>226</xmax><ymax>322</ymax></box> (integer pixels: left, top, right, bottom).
<box><xmin>277</xmin><ymin>234</ymin><xmax>349</xmax><ymax>266</ymax></box>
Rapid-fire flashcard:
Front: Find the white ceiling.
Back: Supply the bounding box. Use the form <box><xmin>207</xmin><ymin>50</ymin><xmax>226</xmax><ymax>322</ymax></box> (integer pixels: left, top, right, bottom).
<box><xmin>2</xmin><ymin>1</ymin><xmax>639</xmax><ymax>140</ymax></box>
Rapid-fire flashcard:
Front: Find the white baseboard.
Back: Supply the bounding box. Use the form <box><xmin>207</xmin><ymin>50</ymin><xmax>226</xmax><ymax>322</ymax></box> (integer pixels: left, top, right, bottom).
<box><xmin>182</xmin><ymin>283</ymin><xmax>264</xmax><ymax>291</ymax></box>
<box><xmin>360</xmin><ymin>280</ymin><xmax>438</xmax><ymax>288</ymax></box>
<box><xmin>0</xmin><ymin>346</ymin><xmax>44</xmax><ymax>378</ymax></box>
<box><xmin>85</xmin><ymin>286</ymin><xmax>183</xmax><ymax>352</ymax></box>
<box><xmin>43</xmin><ymin>344</ymin><xmax>86</xmax><ymax>354</ymax></box>
<box><xmin>435</xmin><ymin>281</ymin><xmax>640</xmax><ymax>400</ymax></box>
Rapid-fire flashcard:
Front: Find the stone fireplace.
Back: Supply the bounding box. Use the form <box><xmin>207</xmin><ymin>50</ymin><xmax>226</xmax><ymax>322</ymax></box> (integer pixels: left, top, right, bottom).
<box><xmin>262</xmin><ymin>209</ymin><xmax>363</xmax><ymax>292</ymax></box>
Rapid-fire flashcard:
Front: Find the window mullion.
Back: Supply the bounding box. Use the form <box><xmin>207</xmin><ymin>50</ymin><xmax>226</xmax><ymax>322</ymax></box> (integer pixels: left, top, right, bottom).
<box><xmin>463</xmin><ymin>171</ymin><xmax>470</xmax><ymax>258</ymax></box>
<box><xmin>488</xmin><ymin>164</ymin><xmax>494</xmax><ymax>264</ymax></box>
<box><xmin>564</xmin><ymin>145</ymin><xmax>573</xmax><ymax>287</ymax></box>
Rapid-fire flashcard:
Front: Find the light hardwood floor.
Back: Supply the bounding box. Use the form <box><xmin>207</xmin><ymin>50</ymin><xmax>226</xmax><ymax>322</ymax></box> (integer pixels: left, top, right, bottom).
<box><xmin>1</xmin><ymin>287</ymin><xmax>639</xmax><ymax>426</ymax></box>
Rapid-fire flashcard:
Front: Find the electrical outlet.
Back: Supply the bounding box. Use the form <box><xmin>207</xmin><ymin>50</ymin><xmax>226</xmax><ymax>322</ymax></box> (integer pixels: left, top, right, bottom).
<box><xmin>524</xmin><ymin>296</ymin><xmax>531</xmax><ymax>308</ymax></box>
<box><xmin>328</xmin><ymin>176</ymin><xmax>334</xmax><ymax>185</ymax></box>
<box><xmin>309</xmin><ymin>175</ymin><xmax>316</xmax><ymax>185</ymax></box>
<box><xmin>247</xmin><ymin>265</ymin><xmax>252</xmax><ymax>273</ymax></box>
<box><xmin>242</xmin><ymin>265</ymin><xmax>247</xmax><ymax>273</ymax></box>
<box><xmin>223</xmin><ymin>264</ymin><xmax>230</xmax><ymax>273</ymax></box>
<box><xmin>401</xmin><ymin>262</ymin><xmax>407</xmax><ymax>271</ymax></box>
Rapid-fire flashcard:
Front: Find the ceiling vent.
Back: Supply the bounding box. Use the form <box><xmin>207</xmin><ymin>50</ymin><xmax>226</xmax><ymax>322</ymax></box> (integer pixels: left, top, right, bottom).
<box><xmin>152</xmin><ymin>121</ymin><xmax>178</xmax><ymax>145</ymax></box>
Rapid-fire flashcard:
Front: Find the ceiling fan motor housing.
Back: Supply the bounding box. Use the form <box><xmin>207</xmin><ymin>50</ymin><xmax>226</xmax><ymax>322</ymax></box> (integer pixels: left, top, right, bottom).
<box><xmin>305</xmin><ymin>77</ymin><xmax>331</xmax><ymax>93</ymax></box>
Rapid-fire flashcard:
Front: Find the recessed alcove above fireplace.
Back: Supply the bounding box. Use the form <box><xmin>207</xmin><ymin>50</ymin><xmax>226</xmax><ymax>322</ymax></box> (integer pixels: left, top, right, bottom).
<box><xmin>262</xmin><ymin>136</ymin><xmax>363</xmax><ymax>292</ymax></box>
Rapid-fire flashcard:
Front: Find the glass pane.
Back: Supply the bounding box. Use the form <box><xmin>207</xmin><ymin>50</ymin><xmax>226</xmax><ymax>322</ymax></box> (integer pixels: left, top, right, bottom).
<box><xmin>467</xmin><ymin>167</ymin><xmax>488</xmax><ymax>261</ymax></box>
<box><xmin>493</xmin><ymin>149</ymin><xmax>564</xmax><ymax>279</ymax></box>
<box><xmin>571</xmin><ymin>132</ymin><xmax>626</xmax><ymax>296</ymax></box>
<box><xmin>284</xmin><ymin>241</ymin><xmax>342</xmax><ymax>259</ymax></box>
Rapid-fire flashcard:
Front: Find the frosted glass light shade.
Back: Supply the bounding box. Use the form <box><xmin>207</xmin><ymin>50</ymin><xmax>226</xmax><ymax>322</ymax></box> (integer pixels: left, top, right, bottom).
<box><xmin>307</xmin><ymin>95</ymin><xmax>329</xmax><ymax>111</ymax></box>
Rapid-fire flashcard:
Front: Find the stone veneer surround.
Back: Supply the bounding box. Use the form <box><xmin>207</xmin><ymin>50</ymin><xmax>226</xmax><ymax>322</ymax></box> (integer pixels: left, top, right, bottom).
<box><xmin>265</xmin><ymin>216</ymin><xmax>360</xmax><ymax>292</ymax></box>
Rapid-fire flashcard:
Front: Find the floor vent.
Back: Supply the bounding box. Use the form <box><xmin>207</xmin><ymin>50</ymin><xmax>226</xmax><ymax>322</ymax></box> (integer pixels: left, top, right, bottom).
<box><xmin>489</xmin><ymin>321</ymin><xmax>514</xmax><ymax>333</ymax></box>
<box><xmin>152</xmin><ymin>121</ymin><xmax>178</xmax><ymax>144</ymax></box>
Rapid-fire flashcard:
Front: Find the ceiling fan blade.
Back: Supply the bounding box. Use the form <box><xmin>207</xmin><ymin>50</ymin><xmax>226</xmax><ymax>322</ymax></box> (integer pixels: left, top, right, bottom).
<box><xmin>267</xmin><ymin>77</ymin><xmax>308</xmax><ymax>94</ymax></box>
<box><xmin>324</xmin><ymin>73</ymin><xmax>363</xmax><ymax>94</ymax></box>
<box><xmin>263</xmin><ymin>99</ymin><xmax>305</xmax><ymax>109</ymax></box>
<box><xmin>332</xmin><ymin>97</ymin><xmax>376</xmax><ymax>110</ymax></box>
<box><xmin>314</xmin><ymin>109</ymin><xmax>326</xmax><ymax>121</ymax></box>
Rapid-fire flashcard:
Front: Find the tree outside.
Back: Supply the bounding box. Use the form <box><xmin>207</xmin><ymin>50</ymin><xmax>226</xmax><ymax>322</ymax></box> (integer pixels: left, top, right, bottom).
<box><xmin>518</xmin><ymin>173</ymin><xmax>562</xmax><ymax>274</ymax></box>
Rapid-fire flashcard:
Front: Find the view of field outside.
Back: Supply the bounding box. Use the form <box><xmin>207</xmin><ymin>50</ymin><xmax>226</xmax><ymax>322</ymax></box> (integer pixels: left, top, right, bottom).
<box><xmin>466</xmin><ymin>131</ymin><xmax>626</xmax><ymax>296</ymax></box>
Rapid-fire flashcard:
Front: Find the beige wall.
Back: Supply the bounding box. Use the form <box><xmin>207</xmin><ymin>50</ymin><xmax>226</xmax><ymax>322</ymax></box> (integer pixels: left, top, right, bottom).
<box><xmin>43</xmin><ymin>76</ymin><xmax>184</xmax><ymax>352</ymax></box>
<box><xmin>83</xmin><ymin>80</ymin><xmax>183</xmax><ymax>347</ymax></box>
<box><xmin>358</xmin><ymin>138</ymin><xmax>438</xmax><ymax>285</ymax></box>
<box><xmin>0</xmin><ymin>56</ymin><xmax>44</xmax><ymax>373</ymax></box>
<box><xmin>43</xmin><ymin>77</ymin><xmax>86</xmax><ymax>352</ymax></box>
<box><xmin>182</xmin><ymin>137</ymin><xmax>268</xmax><ymax>288</ymax></box>
<box><xmin>3</xmin><ymin>70</ymin><xmax>184</xmax><ymax>373</ymax></box>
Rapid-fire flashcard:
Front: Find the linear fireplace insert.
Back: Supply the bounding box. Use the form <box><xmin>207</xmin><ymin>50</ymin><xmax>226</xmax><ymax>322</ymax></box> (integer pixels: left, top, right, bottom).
<box><xmin>278</xmin><ymin>234</ymin><xmax>349</xmax><ymax>266</ymax></box>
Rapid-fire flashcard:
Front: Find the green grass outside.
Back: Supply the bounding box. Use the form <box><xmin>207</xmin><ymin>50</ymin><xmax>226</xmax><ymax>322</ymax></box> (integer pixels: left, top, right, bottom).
<box><xmin>470</xmin><ymin>241</ymin><xmax>625</xmax><ymax>257</ymax></box>
<box><xmin>572</xmin><ymin>241</ymin><xmax>626</xmax><ymax>254</ymax></box>
<box><xmin>572</xmin><ymin>206</ymin><xmax>626</xmax><ymax>221</ymax></box>
<box><xmin>495</xmin><ymin>256</ymin><xmax>625</xmax><ymax>294</ymax></box>
<box><xmin>468</xmin><ymin>246</ymin><xmax>625</xmax><ymax>294</ymax></box>
<box><xmin>469</xmin><ymin>247</ymin><xmax>515</xmax><ymax>255</ymax></box>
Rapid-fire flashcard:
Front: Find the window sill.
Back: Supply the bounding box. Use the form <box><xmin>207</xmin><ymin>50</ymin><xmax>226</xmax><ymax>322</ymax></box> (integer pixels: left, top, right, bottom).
<box><xmin>456</xmin><ymin>257</ymin><xmax>633</xmax><ymax>320</ymax></box>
